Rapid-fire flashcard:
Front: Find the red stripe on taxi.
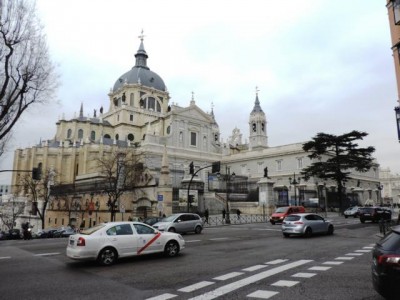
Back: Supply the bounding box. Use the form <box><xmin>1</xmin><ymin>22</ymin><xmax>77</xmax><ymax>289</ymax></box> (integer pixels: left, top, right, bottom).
<box><xmin>137</xmin><ymin>232</ymin><xmax>161</xmax><ymax>255</ymax></box>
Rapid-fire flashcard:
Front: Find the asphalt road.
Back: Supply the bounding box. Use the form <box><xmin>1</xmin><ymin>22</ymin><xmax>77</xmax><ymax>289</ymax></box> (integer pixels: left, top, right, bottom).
<box><xmin>0</xmin><ymin>217</ymin><xmax>387</xmax><ymax>300</ymax></box>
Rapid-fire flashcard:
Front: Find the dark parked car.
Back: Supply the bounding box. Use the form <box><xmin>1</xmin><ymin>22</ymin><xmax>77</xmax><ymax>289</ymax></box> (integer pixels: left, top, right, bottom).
<box><xmin>6</xmin><ymin>229</ymin><xmax>21</xmax><ymax>240</ymax></box>
<box><xmin>37</xmin><ymin>228</ymin><xmax>58</xmax><ymax>238</ymax></box>
<box><xmin>359</xmin><ymin>207</ymin><xmax>392</xmax><ymax>223</ymax></box>
<box><xmin>372</xmin><ymin>225</ymin><xmax>400</xmax><ymax>299</ymax></box>
<box><xmin>61</xmin><ymin>228</ymin><xmax>76</xmax><ymax>237</ymax></box>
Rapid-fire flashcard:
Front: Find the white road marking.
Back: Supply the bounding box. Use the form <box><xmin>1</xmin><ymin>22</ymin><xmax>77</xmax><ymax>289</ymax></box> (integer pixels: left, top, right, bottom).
<box><xmin>213</xmin><ymin>272</ymin><xmax>244</xmax><ymax>281</ymax></box>
<box><xmin>323</xmin><ymin>261</ymin><xmax>343</xmax><ymax>265</ymax></box>
<box><xmin>335</xmin><ymin>256</ymin><xmax>354</xmax><ymax>260</ymax></box>
<box><xmin>345</xmin><ymin>253</ymin><xmax>363</xmax><ymax>256</ymax></box>
<box><xmin>34</xmin><ymin>252</ymin><xmax>60</xmax><ymax>257</ymax></box>
<box><xmin>0</xmin><ymin>257</ymin><xmax>11</xmax><ymax>260</ymax></box>
<box><xmin>292</xmin><ymin>272</ymin><xmax>316</xmax><ymax>278</ymax></box>
<box><xmin>308</xmin><ymin>266</ymin><xmax>331</xmax><ymax>271</ymax></box>
<box><xmin>354</xmin><ymin>249</ymin><xmax>371</xmax><ymax>253</ymax></box>
<box><xmin>247</xmin><ymin>290</ymin><xmax>279</xmax><ymax>299</ymax></box>
<box><xmin>265</xmin><ymin>259</ymin><xmax>288</xmax><ymax>265</ymax></box>
<box><xmin>271</xmin><ymin>280</ymin><xmax>299</xmax><ymax>287</ymax></box>
<box><xmin>185</xmin><ymin>240</ymin><xmax>201</xmax><ymax>243</ymax></box>
<box><xmin>178</xmin><ymin>281</ymin><xmax>214</xmax><ymax>293</ymax></box>
<box><xmin>188</xmin><ymin>260</ymin><xmax>312</xmax><ymax>300</ymax></box>
<box><xmin>145</xmin><ymin>293</ymin><xmax>177</xmax><ymax>300</ymax></box>
<box><xmin>208</xmin><ymin>238</ymin><xmax>230</xmax><ymax>241</ymax></box>
<box><xmin>243</xmin><ymin>265</ymin><xmax>268</xmax><ymax>272</ymax></box>
<box><xmin>363</xmin><ymin>246</ymin><xmax>374</xmax><ymax>249</ymax></box>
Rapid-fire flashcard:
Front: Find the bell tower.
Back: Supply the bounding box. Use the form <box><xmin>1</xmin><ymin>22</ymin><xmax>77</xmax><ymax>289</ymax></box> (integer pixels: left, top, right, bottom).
<box><xmin>249</xmin><ymin>87</ymin><xmax>268</xmax><ymax>150</ymax></box>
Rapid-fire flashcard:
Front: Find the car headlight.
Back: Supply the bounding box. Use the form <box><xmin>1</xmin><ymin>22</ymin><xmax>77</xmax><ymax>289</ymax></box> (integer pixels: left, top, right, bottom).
<box><xmin>177</xmin><ymin>234</ymin><xmax>184</xmax><ymax>240</ymax></box>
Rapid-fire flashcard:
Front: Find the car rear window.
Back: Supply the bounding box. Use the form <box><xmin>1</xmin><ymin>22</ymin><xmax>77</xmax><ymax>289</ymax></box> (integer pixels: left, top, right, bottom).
<box><xmin>359</xmin><ymin>207</ymin><xmax>373</xmax><ymax>213</ymax></box>
<box><xmin>377</xmin><ymin>230</ymin><xmax>400</xmax><ymax>251</ymax></box>
<box><xmin>285</xmin><ymin>215</ymin><xmax>301</xmax><ymax>221</ymax></box>
<box><xmin>80</xmin><ymin>224</ymin><xmax>106</xmax><ymax>235</ymax></box>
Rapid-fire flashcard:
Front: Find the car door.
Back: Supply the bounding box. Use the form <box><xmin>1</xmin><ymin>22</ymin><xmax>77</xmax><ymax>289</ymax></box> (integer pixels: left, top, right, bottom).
<box><xmin>105</xmin><ymin>224</ymin><xmax>136</xmax><ymax>257</ymax></box>
<box><xmin>305</xmin><ymin>214</ymin><xmax>325</xmax><ymax>233</ymax></box>
<box><xmin>174</xmin><ymin>214</ymin><xmax>188</xmax><ymax>233</ymax></box>
<box><xmin>133</xmin><ymin>223</ymin><xmax>164</xmax><ymax>254</ymax></box>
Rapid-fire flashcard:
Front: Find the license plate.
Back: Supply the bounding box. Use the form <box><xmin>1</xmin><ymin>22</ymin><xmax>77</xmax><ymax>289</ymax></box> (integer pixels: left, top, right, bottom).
<box><xmin>364</xmin><ymin>214</ymin><xmax>370</xmax><ymax>216</ymax></box>
<box><xmin>69</xmin><ymin>240</ymin><xmax>74</xmax><ymax>246</ymax></box>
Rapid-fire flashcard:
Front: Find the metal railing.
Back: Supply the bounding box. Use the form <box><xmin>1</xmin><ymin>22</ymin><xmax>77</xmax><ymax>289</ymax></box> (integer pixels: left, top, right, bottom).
<box><xmin>202</xmin><ymin>214</ymin><xmax>267</xmax><ymax>227</ymax></box>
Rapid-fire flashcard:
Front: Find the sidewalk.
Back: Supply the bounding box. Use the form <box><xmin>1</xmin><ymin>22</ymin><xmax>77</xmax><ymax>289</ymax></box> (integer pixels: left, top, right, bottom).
<box><xmin>203</xmin><ymin>211</ymin><xmax>400</xmax><ymax>227</ymax></box>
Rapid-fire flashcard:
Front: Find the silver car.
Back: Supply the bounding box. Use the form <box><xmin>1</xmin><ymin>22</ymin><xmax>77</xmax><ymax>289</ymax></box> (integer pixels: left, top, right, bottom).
<box><xmin>152</xmin><ymin>213</ymin><xmax>204</xmax><ymax>234</ymax></box>
<box><xmin>281</xmin><ymin>213</ymin><xmax>334</xmax><ymax>238</ymax></box>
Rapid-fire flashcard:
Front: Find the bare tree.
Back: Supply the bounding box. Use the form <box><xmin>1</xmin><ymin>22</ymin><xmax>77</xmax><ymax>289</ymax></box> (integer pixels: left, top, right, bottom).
<box><xmin>0</xmin><ymin>195</ymin><xmax>25</xmax><ymax>230</ymax></box>
<box><xmin>0</xmin><ymin>0</ymin><xmax>58</xmax><ymax>155</ymax></box>
<box><xmin>97</xmin><ymin>149</ymin><xmax>148</xmax><ymax>222</ymax></box>
<box><xmin>19</xmin><ymin>167</ymin><xmax>56</xmax><ymax>229</ymax></box>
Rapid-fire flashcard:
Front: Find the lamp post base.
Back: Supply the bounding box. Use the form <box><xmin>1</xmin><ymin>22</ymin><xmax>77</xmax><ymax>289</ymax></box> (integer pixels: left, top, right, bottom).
<box><xmin>225</xmin><ymin>213</ymin><xmax>231</xmax><ymax>224</ymax></box>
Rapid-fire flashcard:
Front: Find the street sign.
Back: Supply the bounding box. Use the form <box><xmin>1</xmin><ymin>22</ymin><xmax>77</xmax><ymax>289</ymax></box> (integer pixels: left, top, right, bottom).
<box><xmin>157</xmin><ymin>194</ymin><xmax>163</xmax><ymax>201</ymax></box>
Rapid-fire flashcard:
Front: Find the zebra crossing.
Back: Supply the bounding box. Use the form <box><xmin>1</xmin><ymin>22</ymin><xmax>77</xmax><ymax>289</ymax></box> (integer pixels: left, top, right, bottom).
<box><xmin>146</xmin><ymin>244</ymin><xmax>374</xmax><ymax>300</ymax></box>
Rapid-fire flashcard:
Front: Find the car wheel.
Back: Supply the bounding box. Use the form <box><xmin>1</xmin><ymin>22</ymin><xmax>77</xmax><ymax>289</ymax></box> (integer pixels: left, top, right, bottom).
<box><xmin>168</xmin><ymin>227</ymin><xmax>176</xmax><ymax>233</ymax></box>
<box><xmin>98</xmin><ymin>247</ymin><xmax>117</xmax><ymax>266</ymax></box>
<box><xmin>360</xmin><ymin>218</ymin><xmax>365</xmax><ymax>223</ymax></box>
<box><xmin>327</xmin><ymin>225</ymin><xmax>334</xmax><ymax>235</ymax></box>
<box><xmin>283</xmin><ymin>233</ymin><xmax>290</xmax><ymax>238</ymax></box>
<box><xmin>270</xmin><ymin>221</ymin><xmax>275</xmax><ymax>225</ymax></box>
<box><xmin>194</xmin><ymin>226</ymin><xmax>202</xmax><ymax>234</ymax></box>
<box><xmin>344</xmin><ymin>215</ymin><xmax>348</xmax><ymax>219</ymax></box>
<box><xmin>164</xmin><ymin>241</ymin><xmax>179</xmax><ymax>257</ymax></box>
<box><xmin>304</xmin><ymin>227</ymin><xmax>312</xmax><ymax>238</ymax></box>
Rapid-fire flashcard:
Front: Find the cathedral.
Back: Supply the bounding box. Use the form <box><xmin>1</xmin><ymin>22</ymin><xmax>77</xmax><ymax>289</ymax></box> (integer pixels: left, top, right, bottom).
<box><xmin>10</xmin><ymin>35</ymin><xmax>383</xmax><ymax>230</ymax></box>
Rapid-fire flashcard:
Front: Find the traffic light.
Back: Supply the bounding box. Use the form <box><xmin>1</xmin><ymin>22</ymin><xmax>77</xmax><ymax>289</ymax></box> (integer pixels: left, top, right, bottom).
<box><xmin>189</xmin><ymin>162</ymin><xmax>194</xmax><ymax>174</ymax></box>
<box><xmin>32</xmin><ymin>167</ymin><xmax>42</xmax><ymax>180</ymax></box>
<box><xmin>188</xmin><ymin>195</ymin><xmax>194</xmax><ymax>203</ymax></box>
<box><xmin>212</xmin><ymin>161</ymin><xmax>220</xmax><ymax>173</ymax></box>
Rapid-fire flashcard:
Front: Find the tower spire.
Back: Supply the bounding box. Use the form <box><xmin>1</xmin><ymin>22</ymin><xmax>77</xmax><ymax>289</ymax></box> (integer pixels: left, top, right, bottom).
<box><xmin>134</xmin><ymin>29</ymin><xmax>149</xmax><ymax>69</ymax></box>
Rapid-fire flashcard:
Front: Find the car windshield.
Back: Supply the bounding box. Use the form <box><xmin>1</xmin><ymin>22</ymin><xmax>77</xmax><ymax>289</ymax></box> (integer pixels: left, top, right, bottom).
<box><xmin>275</xmin><ymin>207</ymin><xmax>287</xmax><ymax>213</ymax></box>
<box><xmin>360</xmin><ymin>207</ymin><xmax>373</xmax><ymax>213</ymax></box>
<box><xmin>80</xmin><ymin>224</ymin><xmax>106</xmax><ymax>235</ymax></box>
<box><xmin>163</xmin><ymin>215</ymin><xmax>179</xmax><ymax>222</ymax></box>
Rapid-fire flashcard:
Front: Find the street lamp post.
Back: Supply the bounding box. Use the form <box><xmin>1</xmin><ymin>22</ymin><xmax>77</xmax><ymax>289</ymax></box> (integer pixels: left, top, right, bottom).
<box><xmin>377</xmin><ymin>183</ymin><xmax>383</xmax><ymax>206</ymax></box>
<box><xmin>217</xmin><ymin>166</ymin><xmax>235</xmax><ymax>224</ymax></box>
<box><xmin>289</xmin><ymin>173</ymin><xmax>300</xmax><ymax>206</ymax></box>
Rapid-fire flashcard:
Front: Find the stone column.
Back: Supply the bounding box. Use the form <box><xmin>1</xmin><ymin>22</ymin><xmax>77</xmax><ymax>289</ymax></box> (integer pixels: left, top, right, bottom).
<box><xmin>258</xmin><ymin>177</ymin><xmax>275</xmax><ymax>220</ymax></box>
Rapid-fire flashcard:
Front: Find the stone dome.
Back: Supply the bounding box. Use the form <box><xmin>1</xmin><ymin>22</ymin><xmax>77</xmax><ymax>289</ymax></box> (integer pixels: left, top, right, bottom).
<box><xmin>112</xmin><ymin>39</ymin><xmax>166</xmax><ymax>92</ymax></box>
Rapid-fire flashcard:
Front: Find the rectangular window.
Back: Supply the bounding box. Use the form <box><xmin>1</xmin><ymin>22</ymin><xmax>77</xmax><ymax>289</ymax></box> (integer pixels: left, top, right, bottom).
<box><xmin>394</xmin><ymin>0</ymin><xmax>400</xmax><ymax>24</ymax></box>
<box><xmin>190</xmin><ymin>132</ymin><xmax>197</xmax><ymax>146</ymax></box>
<box><xmin>276</xmin><ymin>160</ymin><xmax>282</xmax><ymax>171</ymax></box>
<box><xmin>130</xmin><ymin>114</ymin><xmax>133</xmax><ymax>121</ymax></box>
<box><xmin>55</xmin><ymin>218</ymin><xmax>57</xmax><ymax>225</ymax></box>
<box><xmin>297</xmin><ymin>157</ymin><xmax>303</xmax><ymax>169</ymax></box>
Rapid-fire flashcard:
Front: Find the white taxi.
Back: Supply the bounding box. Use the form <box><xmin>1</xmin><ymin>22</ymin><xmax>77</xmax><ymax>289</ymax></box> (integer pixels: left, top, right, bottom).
<box><xmin>66</xmin><ymin>221</ymin><xmax>185</xmax><ymax>265</ymax></box>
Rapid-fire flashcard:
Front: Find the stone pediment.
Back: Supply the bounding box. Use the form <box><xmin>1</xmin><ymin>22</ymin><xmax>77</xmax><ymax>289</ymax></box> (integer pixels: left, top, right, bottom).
<box><xmin>175</xmin><ymin>105</ymin><xmax>213</xmax><ymax>123</ymax></box>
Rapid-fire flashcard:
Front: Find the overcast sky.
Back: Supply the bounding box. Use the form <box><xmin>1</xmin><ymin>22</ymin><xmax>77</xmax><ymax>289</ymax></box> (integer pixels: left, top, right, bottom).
<box><xmin>0</xmin><ymin>0</ymin><xmax>399</xmax><ymax>184</ymax></box>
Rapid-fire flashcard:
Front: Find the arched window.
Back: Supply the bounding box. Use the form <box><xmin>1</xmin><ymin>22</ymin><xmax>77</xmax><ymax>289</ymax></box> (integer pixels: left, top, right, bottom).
<box><xmin>78</xmin><ymin>129</ymin><xmax>83</xmax><ymax>139</ymax></box>
<box><xmin>104</xmin><ymin>134</ymin><xmax>111</xmax><ymax>139</ymax></box>
<box><xmin>148</xmin><ymin>97</ymin><xmax>155</xmax><ymax>111</ymax></box>
<box><xmin>115</xmin><ymin>134</ymin><xmax>119</xmax><ymax>141</ymax></box>
<box><xmin>91</xmin><ymin>131</ymin><xmax>96</xmax><ymax>141</ymax></box>
<box><xmin>67</xmin><ymin>129</ymin><xmax>72</xmax><ymax>139</ymax></box>
<box><xmin>128</xmin><ymin>134</ymin><xmax>134</xmax><ymax>141</ymax></box>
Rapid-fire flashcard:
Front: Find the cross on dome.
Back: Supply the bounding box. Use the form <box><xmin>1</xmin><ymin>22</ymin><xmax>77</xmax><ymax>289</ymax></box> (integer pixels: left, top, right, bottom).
<box><xmin>138</xmin><ymin>29</ymin><xmax>145</xmax><ymax>42</ymax></box>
